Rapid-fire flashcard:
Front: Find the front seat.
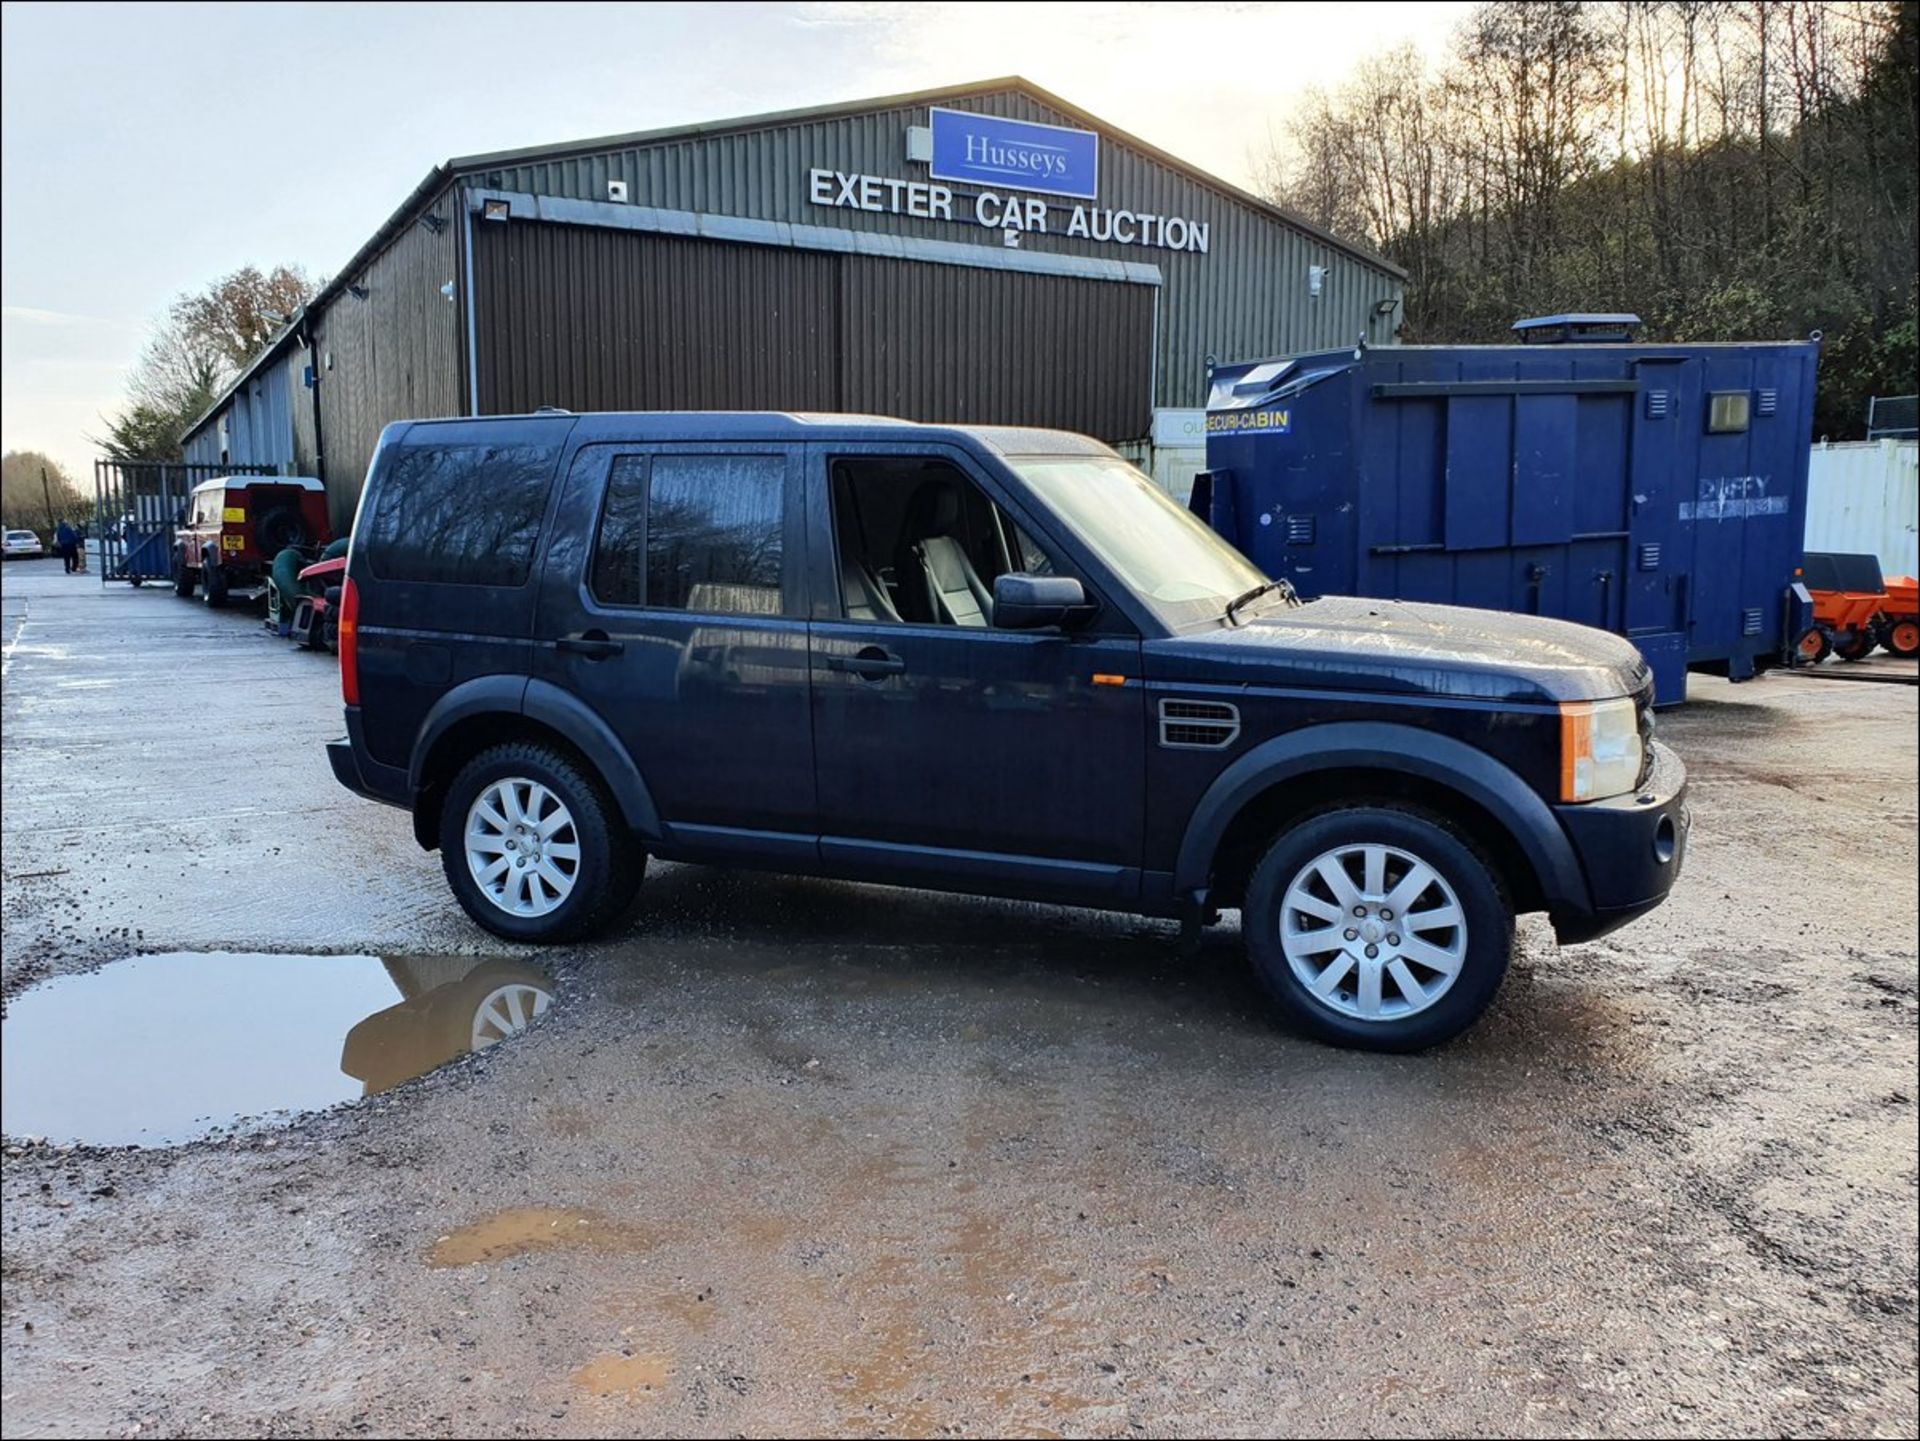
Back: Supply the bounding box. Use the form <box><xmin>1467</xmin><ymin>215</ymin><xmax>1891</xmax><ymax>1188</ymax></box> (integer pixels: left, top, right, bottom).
<box><xmin>899</xmin><ymin>480</ymin><xmax>994</xmax><ymax>626</ymax></box>
<box><xmin>841</xmin><ymin>556</ymin><xmax>900</xmax><ymax>623</ymax></box>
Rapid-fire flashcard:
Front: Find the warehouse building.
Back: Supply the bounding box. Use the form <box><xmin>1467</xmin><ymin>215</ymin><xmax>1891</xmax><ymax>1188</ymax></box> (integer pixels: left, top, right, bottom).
<box><xmin>182</xmin><ymin>77</ymin><xmax>1405</xmax><ymax>533</ymax></box>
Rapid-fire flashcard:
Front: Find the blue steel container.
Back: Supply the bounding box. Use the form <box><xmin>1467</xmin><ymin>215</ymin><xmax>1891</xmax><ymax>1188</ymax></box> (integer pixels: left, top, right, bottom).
<box><xmin>1194</xmin><ymin>333</ymin><xmax>1820</xmax><ymax>705</ymax></box>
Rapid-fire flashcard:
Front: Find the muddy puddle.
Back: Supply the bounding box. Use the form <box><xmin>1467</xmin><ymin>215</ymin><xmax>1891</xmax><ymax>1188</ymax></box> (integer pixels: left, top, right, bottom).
<box><xmin>1</xmin><ymin>951</ymin><xmax>554</xmax><ymax>1147</ymax></box>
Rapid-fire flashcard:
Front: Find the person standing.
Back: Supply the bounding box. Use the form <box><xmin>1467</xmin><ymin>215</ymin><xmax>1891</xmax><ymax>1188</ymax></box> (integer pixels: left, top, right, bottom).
<box><xmin>54</xmin><ymin>519</ymin><xmax>78</xmax><ymax>573</ymax></box>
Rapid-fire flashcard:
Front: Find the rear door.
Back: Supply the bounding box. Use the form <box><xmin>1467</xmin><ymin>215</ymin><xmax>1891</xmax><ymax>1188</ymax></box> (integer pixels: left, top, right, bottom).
<box><xmin>532</xmin><ymin>439</ymin><xmax>815</xmax><ymax>849</ymax></box>
<box><xmin>354</xmin><ymin>417</ymin><xmax>575</xmax><ymax>771</ymax></box>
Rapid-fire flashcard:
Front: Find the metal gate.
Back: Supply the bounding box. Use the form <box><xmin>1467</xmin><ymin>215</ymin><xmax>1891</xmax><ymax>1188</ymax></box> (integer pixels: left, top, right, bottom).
<box><xmin>92</xmin><ymin>461</ymin><xmax>269</xmax><ymax>585</ymax></box>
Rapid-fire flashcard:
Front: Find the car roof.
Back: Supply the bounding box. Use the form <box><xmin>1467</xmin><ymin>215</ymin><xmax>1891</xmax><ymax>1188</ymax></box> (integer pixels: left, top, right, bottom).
<box><xmin>190</xmin><ymin>475</ymin><xmax>325</xmax><ymax>495</ymax></box>
<box><xmin>397</xmin><ymin>411</ymin><xmax>1119</xmax><ymax>459</ymax></box>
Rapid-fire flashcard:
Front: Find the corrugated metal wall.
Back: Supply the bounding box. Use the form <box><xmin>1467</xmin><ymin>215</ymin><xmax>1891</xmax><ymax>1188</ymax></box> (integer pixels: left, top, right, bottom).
<box><xmin>182</xmin><ymin>350</ymin><xmax>298</xmax><ymax>473</ymax></box>
<box><xmin>310</xmin><ymin>190</ymin><xmax>464</xmax><ymax>533</ymax></box>
<box><xmin>1805</xmin><ymin>439</ymin><xmax>1920</xmax><ymax>574</ymax></box>
<box><xmin>460</xmin><ymin>87</ymin><xmax>1402</xmax><ymax>411</ymax></box>
<box><xmin>474</xmin><ymin>219</ymin><xmax>1154</xmax><ymax>439</ymax></box>
<box><xmin>190</xmin><ymin>85</ymin><xmax>1399</xmax><ymax>524</ymax></box>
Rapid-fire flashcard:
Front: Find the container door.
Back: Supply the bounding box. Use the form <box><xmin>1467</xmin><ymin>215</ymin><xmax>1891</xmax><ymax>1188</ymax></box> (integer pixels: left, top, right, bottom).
<box><xmin>1685</xmin><ymin>353</ymin><xmax>1783</xmax><ymax>674</ymax></box>
<box><xmin>1625</xmin><ymin>358</ymin><xmax>1700</xmax><ymax>640</ymax></box>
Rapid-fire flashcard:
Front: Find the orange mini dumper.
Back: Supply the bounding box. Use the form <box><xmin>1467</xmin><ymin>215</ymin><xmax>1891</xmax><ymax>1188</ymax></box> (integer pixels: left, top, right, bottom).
<box><xmin>1878</xmin><ymin>574</ymin><xmax>1919</xmax><ymax>659</ymax></box>
<box><xmin>1798</xmin><ymin>552</ymin><xmax>1918</xmax><ymax>662</ymax></box>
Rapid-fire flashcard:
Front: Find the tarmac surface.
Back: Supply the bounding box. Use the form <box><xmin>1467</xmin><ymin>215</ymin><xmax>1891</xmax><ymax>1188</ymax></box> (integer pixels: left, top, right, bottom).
<box><xmin>2</xmin><ymin>556</ymin><xmax>1915</xmax><ymax>1438</ymax></box>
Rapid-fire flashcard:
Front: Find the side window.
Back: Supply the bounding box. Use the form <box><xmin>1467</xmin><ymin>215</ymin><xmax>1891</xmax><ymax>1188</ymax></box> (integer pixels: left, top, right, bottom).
<box><xmin>365</xmin><ymin>443</ymin><xmax>560</xmax><ymax>586</ymax></box>
<box><xmin>590</xmin><ymin>456</ymin><xmax>648</xmax><ymax>606</ymax></box>
<box><xmin>828</xmin><ymin>456</ymin><xmax>1064</xmax><ymax>627</ymax></box>
<box><xmin>589</xmin><ymin>453</ymin><xmax>784</xmax><ymax>615</ymax></box>
<box><xmin>1011</xmin><ymin>524</ymin><xmax>1058</xmax><ymax>577</ymax></box>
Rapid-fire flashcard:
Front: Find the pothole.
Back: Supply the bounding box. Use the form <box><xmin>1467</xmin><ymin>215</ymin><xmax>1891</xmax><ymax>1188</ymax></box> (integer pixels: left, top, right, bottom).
<box><xmin>1</xmin><ymin>951</ymin><xmax>555</xmax><ymax>1147</ymax></box>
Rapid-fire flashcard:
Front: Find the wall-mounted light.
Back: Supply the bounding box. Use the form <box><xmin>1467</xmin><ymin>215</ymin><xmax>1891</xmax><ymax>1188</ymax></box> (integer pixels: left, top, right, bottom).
<box><xmin>1372</xmin><ymin>297</ymin><xmax>1399</xmax><ymax>317</ymax></box>
<box><xmin>418</xmin><ymin>213</ymin><xmax>447</xmax><ymax>235</ymax></box>
<box><xmin>347</xmin><ymin>283</ymin><xmax>370</xmax><ymax>301</ymax></box>
<box><xmin>482</xmin><ymin>198</ymin><xmax>511</xmax><ymax>223</ymax></box>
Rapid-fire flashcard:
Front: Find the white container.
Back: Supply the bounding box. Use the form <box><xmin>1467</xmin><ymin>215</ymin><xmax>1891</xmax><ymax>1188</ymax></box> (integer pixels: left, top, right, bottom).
<box><xmin>1804</xmin><ymin>439</ymin><xmax>1919</xmax><ymax>576</ymax></box>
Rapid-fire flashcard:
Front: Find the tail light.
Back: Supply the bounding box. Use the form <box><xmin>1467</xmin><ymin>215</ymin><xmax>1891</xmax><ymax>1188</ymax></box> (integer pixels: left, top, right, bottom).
<box><xmin>339</xmin><ymin>574</ymin><xmax>361</xmax><ymax>705</ymax></box>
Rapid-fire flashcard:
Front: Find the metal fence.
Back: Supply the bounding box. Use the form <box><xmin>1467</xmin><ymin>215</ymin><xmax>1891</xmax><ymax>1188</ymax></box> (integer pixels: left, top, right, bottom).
<box><xmin>1867</xmin><ymin>394</ymin><xmax>1917</xmax><ymax>440</ymax></box>
<box><xmin>92</xmin><ymin>461</ymin><xmax>271</xmax><ymax>585</ymax></box>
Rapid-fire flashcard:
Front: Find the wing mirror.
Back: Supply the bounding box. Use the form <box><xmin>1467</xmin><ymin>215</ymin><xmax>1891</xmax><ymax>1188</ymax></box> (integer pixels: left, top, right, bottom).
<box><xmin>992</xmin><ymin>573</ymin><xmax>1095</xmax><ymax>631</ymax></box>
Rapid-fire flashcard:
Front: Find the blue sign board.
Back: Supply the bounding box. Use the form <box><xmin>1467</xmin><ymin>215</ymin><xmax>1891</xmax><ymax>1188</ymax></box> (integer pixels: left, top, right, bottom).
<box><xmin>928</xmin><ymin>106</ymin><xmax>1099</xmax><ymax>201</ymax></box>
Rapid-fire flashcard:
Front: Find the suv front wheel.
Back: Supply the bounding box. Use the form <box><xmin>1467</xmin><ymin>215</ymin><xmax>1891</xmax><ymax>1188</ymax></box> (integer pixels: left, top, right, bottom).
<box><xmin>439</xmin><ymin>742</ymin><xmax>643</xmax><ymax>943</ymax></box>
<box><xmin>1243</xmin><ymin>805</ymin><xmax>1512</xmax><ymax>1053</ymax></box>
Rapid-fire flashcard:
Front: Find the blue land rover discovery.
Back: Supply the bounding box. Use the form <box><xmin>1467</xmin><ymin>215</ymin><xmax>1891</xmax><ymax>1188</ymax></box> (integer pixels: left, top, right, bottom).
<box><xmin>328</xmin><ymin>413</ymin><xmax>1687</xmax><ymax>1051</ymax></box>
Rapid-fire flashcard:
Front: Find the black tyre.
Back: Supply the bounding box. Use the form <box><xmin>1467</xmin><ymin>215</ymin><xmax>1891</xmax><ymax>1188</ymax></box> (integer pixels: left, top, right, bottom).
<box><xmin>172</xmin><ymin>550</ymin><xmax>196</xmax><ymax>598</ymax></box>
<box><xmin>1884</xmin><ymin>617</ymin><xmax>1920</xmax><ymax>659</ymax></box>
<box><xmin>1834</xmin><ymin>629</ymin><xmax>1875</xmax><ymax>662</ymax></box>
<box><xmin>437</xmin><ymin>741</ymin><xmax>643</xmax><ymax>943</ymax></box>
<box><xmin>1795</xmin><ymin>625</ymin><xmax>1832</xmax><ymax>664</ymax></box>
<box><xmin>201</xmin><ymin>553</ymin><xmax>229</xmax><ymax>608</ymax></box>
<box><xmin>1243</xmin><ymin>804</ymin><xmax>1513</xmax><ymax>1053</ymax></box>
<box><xmin>253</xmin><ymin>505</ymin><xmax>308</xmax><ymax>555</ymax></box>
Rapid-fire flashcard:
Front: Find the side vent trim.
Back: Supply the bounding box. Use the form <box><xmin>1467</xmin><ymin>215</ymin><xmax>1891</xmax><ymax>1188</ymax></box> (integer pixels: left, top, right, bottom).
<box><xmin>1159</xmin><ymin>698</ymin><xmax>1241</xmax><ymax>750</ymax></box>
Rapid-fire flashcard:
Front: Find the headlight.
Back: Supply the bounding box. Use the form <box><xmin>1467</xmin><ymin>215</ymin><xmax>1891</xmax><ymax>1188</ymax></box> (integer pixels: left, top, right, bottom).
<box><xmin>1559</xmin><ymin>696</ymin><xmax>1644</xmax><ymax>802</ymax></box>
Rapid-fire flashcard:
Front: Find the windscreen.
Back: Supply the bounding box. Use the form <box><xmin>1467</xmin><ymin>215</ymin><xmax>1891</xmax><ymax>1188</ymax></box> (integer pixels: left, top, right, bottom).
<box><xmin>1006</xmin><ymin>454</ymin><xmax>1270</xmax><ymax>627</ymax></box>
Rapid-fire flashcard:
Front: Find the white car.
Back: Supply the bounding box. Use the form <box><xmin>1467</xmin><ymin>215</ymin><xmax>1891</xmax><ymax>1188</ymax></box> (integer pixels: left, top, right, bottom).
<box><xmin>3</xmin><ymin>529</ymin><xmax>45</xmax><ymax>558</ymax></box>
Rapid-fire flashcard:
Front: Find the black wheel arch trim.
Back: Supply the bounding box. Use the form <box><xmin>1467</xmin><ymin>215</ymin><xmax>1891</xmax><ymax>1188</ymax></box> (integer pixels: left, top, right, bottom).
<box><xmin>1172</xmin><ymin>721</ymin><xmax>1592</xmax><ymax>917</ymax></box>
<box><xmin>407</xmin><ymin>675</ymin><xmax>663</xmax><ymax>841</ymax></box>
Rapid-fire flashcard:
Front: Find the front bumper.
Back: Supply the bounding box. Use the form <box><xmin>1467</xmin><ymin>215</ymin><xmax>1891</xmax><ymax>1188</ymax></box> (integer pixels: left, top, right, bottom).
<box><xmin>1549</xmin><ymin>740</ymin><xmax>1689</xmax><ymax>944</ymax></box>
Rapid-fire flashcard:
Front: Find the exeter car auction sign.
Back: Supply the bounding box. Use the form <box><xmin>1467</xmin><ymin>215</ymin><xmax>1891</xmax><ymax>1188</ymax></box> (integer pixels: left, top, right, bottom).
<box><xmin>805</xmin><ymin>106</ymin><xmax>1211</xmax><ymax>255</ymax></box>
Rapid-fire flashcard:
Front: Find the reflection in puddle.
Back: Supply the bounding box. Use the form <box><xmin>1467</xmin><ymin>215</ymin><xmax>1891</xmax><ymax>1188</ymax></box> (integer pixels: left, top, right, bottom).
<box><xmin>0</xmin><ymin>952</ymin><xmax>554</xmax><ymax>1147</ymax></box>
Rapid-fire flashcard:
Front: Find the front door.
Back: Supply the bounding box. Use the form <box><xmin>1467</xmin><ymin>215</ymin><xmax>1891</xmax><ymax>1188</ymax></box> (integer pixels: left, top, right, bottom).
<box><xmin>804</xmin><ymin>444</ymin><xmax>1145</xmax><ymax>906</ymax></box>
<box><xmin>534</xmin><ymin>441</ymin><xmax>816</xmax><ymax>848</ymax></box>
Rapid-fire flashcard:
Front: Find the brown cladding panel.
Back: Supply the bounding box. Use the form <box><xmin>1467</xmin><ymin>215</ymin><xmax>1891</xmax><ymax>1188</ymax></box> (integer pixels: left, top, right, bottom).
<box><xmin>467</xmin><ymin>85</ymin><xmax>1403</xmax><ymax>409</ymax></box>
<box><xmin>839</xmin><ymin>260</ymin><xmax>1151</xmax><ymax>439</ymax></box>
<box><xmin>312</xmin><ymin>192</ymin><xmax>463</xmax><ymax>531</ymax></box>
<box><xmin>473</xmin><ymin>219</ymin><xmax>1151</xmax><ymax>440</ymax></box>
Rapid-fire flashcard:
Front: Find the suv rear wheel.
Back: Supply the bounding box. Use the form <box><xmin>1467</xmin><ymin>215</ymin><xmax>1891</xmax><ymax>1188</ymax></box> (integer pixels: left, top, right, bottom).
<box><xmin>438</xmin><ymin>742</ymin><xmax>643</xmax><ymax>943</ymax></box>
<box><xmin>1243</xmin><ymin>805</ymin><xmax>1512</xmax><ymax>1053</ymax></box>
<box><xmin>172</xmin><ymin>550</ymin><xmax>196</xmax><ymax>598</ymax></box>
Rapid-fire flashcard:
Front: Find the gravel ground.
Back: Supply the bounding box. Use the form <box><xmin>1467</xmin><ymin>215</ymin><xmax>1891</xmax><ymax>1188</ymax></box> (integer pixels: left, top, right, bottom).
<box><xmin>2</xmin><ymin>558</ymin><xmax>1915</xmax><ymax>1439</ymax></box>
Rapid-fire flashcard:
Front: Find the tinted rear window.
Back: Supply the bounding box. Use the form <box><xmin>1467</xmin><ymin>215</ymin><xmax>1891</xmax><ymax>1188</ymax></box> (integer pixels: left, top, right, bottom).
<box><xmin>365</xmin><ymin>443</ymin><xmax>559</xmax><ymax>587</ymax></box>
<box><xmin>590</xmin><ymin>453</ymin><xmax>785</xmax><ymax>613</ymax></box>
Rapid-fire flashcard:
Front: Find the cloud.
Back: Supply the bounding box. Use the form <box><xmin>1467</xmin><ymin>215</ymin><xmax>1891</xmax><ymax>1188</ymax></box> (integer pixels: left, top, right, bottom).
<box><xmin>1</xmin><ymin>305</ymin><xmax>135</xmax><ymax>330</ymax></box>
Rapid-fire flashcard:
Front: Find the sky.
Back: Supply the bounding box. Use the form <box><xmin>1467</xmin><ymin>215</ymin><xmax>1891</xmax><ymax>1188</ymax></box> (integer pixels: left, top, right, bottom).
<box><xmin>1</xmin><ymin>0</ymin><xmax>1470</xmax><ymax>480</ymax></box>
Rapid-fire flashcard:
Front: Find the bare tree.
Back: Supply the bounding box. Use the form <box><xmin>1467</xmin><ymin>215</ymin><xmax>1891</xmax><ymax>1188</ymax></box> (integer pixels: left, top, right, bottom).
<box><xmin>1249</xmin><ymin>0</ymin><xmax>1914</xmax><ymax>432</ymax></box>
<box><xmin>91</xmin><ymin>264</ymin><xmax>317</xmax><ymax>462</ymax></box>
<box><xmin>1</xmin><ymin>450</ymin><xmax>88</xmax><ymax>531</ymax></box>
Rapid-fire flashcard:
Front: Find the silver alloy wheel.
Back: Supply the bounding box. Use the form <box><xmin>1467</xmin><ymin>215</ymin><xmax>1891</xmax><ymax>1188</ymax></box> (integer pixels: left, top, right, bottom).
<box><xmin>464</xmin><ymin>778</ymin><xmax>582</xmax><ymax>918</ymax></box>
<box><xmin>1278</xmin><ymin>842</ymin><xmax>1469</xmax><ymax>1022</ymax></box>
<box><xmin>469</xmin><ymin>982</ymin><xmax>554</xmax><ymax>1051</ymax></box>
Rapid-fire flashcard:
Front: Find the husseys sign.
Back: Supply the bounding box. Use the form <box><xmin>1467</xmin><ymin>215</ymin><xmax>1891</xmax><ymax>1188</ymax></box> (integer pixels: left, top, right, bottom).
<box><xmin>928</xmin><ymin>107</ymin><xmax>1097</xmax><ymax>200</ymax></box>
<box><xmin>804</xmin><ymin>107</ymin><xmax>1212</xmax><ymax>255</ymax></box>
